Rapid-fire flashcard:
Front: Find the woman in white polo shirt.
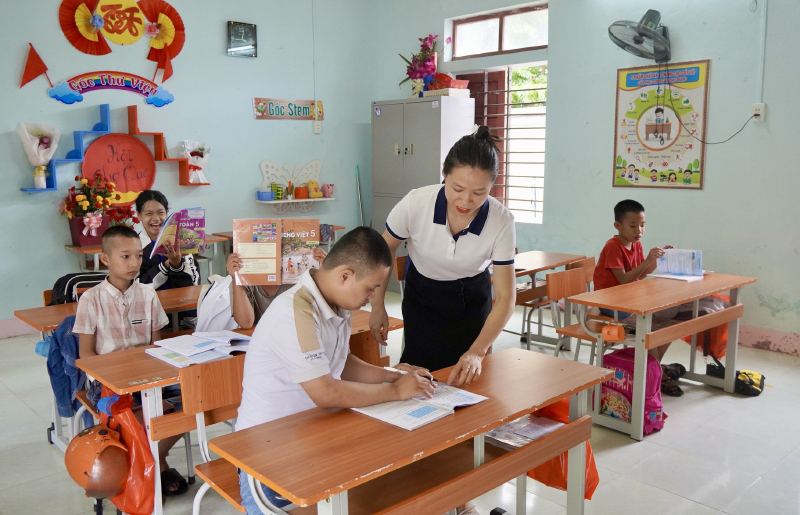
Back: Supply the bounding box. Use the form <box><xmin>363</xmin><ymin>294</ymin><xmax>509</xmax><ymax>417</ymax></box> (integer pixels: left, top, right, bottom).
<box><xmin>370</xmin><ymin>126</ymin><xmax>517</xmax><ymax>388</ymax></box>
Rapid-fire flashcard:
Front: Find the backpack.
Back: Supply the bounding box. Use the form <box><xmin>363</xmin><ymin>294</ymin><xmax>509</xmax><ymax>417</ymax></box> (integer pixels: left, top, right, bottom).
<box><xmin>600</xmin><ymin>348</ymin><xmax>667</xmax><ymax>435</ymax></box>
<box><xmin>195</xmin><ymin>275</ymin><xmax>239</xmax><ymax>332</ymax></box>
<box><xmin>49</xmin><ymin>272</ymin><xmax>107</xmax><ymax>305</ymax></box>
<box><xmin>706</xmin><ymin>355</ymin><xmax>765</xmax><ymax>396</ymax></box>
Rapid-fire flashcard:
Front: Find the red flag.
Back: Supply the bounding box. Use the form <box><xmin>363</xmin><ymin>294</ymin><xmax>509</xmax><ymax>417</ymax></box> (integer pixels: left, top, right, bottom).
<box><xmin>157</xmin><ymin>46</ymin><xmax>173</xmax><ymax>82</ymax></box>
<box><xmin>20</xmin><ymin>44</ymin><xmax>52</xmax><ymax>88</ymax></box>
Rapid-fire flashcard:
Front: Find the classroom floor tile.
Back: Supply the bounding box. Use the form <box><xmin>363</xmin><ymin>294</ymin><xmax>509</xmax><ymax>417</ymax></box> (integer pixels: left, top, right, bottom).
<box><xmin>3</xmin><ymin>299</ymin><xmax>800</xmax><ymax>514</ymax></box>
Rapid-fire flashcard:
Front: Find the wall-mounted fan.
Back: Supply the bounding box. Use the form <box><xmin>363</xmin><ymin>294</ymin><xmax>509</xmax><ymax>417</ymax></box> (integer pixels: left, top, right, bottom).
<box><xmin>608</xmin><ymin>9</ymin><xmax>671</xmax><ymax>62</ymax></box>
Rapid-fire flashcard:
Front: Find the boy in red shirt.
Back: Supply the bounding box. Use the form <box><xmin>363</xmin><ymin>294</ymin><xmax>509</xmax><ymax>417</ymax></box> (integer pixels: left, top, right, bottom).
<box><xmin>593</xmin><ymin>199</ymin><xmax>685</xmax><ymax>396</ymax></box>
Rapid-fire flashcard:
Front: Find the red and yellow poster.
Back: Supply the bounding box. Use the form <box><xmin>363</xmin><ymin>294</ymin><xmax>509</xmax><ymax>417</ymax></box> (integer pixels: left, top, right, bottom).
<box><xmin>82</xmin><ymin>134</ymin><xmax>156</xmax><ymax>206</ymax></box>
<box><xmin>613</xmin><ymin>60</ymin><xmax>710</xmax><ymax>189</ymax></box>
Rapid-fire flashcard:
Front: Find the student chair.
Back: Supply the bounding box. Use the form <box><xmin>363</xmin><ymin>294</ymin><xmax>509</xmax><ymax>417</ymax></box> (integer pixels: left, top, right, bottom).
<box><xmin>43</xmin><ymin>289</ymin><xmax>53</xmax><ymax>306</ymax></box>
<box><xmin>547</xmin><ymin>268</ymin><xmax>601</xmax><ymax>363</ymax></box>
<box><xmin>148</xmin><ymin>355</ymin><xmax>246</xmax><ymax>514</ymax></box>
<box><xmin>566</xmin><ymin>257</ymin><xmax>617</xmax><ymax>323</ymax></box>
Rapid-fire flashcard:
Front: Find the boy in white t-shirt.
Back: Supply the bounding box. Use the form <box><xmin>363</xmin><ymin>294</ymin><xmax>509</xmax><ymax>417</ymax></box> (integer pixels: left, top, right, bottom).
<box><xmin>236</xmin><ymin>226</ymin><xmax>434</xmax><ymax>513</ymax></box>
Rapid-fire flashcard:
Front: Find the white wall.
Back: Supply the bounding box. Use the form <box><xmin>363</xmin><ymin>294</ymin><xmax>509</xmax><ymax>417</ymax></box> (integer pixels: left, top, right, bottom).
<box><xmin>374</xmin><ymin>0</ymin><xmax>800</xmax><ymax>338</ymax></box>
<box><xmin>0</xmin><ymin>0</ymin><xmax>377</xmax><ymax>320</ymax></box>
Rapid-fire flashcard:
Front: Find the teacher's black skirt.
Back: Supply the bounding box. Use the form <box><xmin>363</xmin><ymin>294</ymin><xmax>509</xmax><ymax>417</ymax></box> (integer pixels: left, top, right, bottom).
<box><xmin>400</xmin><ymin>262</ymin><xmax>492</xmax><ymax>372</ymax></box>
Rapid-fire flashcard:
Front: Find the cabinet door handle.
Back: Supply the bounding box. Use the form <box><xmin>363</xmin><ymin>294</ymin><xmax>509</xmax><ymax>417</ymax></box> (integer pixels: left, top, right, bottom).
<box><xmin>409</xmin><ymin>143</ymin><xmax>414</xmax><ymax>156</ymax></box>
<box><xmin>404</xmin><ymin>147</ymin><xmax>408</xmax><ymax>155</ymax></box>
<box><xmin>394</xmin><ymin>144</ymin><xmax>400</xmax><ymax>156</ymax></box>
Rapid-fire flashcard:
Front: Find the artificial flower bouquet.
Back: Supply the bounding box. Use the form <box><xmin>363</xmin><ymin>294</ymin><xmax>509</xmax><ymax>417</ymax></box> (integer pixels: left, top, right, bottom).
<box><xmin>17</xmin><ymin>123</ymin><xmax>61</xmax><ymax>189</ymax></box>
<box><xmin>182</xmin><ymin>140</ymin><xmax>211</xmax><ymax>184</ymax></box>
<box><xmin>399</xmin><ymin>34</ymin><xmax>451</xmax><ymax>96</ymax></box>
<box><xmin>59</xmin><ymin>173</ymin><xmax>122</xmax><ymax>245</ymax></box>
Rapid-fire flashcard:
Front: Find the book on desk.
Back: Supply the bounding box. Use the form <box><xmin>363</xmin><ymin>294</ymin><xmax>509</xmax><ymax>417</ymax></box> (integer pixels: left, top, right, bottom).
<box><xmin>353</xmin><ymin>384</ymin><xmax>487</xmax><ymax>430</ymax></box>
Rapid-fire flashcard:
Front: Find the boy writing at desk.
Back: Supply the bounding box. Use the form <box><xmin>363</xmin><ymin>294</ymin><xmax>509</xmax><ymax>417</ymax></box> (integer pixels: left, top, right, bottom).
<box><xmin>73</xmin><ymin>226</ymin><xmax>189</xmax><ymax>496</ymax></box>
<box><xmin>593</xmin><ymin>200</ymin><xmax>687</xmax><ymax>396</ymax></box>
<box><xmin>236</xmin><ymin>227</ymin><xmax>435</xmax><ymax>514</ymax></box>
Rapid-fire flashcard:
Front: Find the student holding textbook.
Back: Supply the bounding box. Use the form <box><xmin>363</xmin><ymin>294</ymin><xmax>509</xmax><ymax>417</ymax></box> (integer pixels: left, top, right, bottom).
<box><xmin>370</xmin><ymin>126</ymin><xmax>517</xmax><ymax>388</ymax></box>
<box><xmin>235</xmin><ymin>227</ymin><xmax>434</xmax><ymax>514</ymax></box>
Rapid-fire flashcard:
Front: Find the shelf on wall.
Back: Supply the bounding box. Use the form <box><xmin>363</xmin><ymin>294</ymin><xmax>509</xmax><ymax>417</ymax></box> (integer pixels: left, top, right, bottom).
<box><xmin>255</xmin><ymin>197</ymin><xmax>336</xmax><ymax>204</ymax></box>
<box><xmin>20</xmin><ymin>104</ymin><xmax>111</xmax><ymax>192</ymax></box>
<box><xmin>127</xmin><ymin>105</ymin><xmax>210</xmax><ymax>186</ymax></box>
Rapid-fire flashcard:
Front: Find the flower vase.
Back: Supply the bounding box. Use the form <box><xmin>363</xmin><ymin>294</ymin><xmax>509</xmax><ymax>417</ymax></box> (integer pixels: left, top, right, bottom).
<box><xmin>68</xmin><ymin>215</ymin><xmax>110</xmax><ymax>247</ymax></box>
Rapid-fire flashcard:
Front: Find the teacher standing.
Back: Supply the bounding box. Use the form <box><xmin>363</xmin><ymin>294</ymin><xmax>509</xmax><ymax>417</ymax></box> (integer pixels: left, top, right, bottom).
<box><xmin>370</xmin><ymin>126</ymin><xmax>517</xmax><ymax>387</ymax></box>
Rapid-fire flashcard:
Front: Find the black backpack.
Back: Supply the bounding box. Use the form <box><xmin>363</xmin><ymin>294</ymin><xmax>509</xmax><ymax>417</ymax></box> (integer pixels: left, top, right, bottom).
<box><xmin>49</xmin><ymin>272</ymin><xmax>108</xmax><ymax>305</ymax></box>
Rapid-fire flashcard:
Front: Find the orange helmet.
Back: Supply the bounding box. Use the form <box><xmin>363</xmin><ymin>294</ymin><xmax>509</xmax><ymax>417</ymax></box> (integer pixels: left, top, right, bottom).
<box><xmin>65</xmin><ymin>425</ymin><xmax>129</xmax><ymax>498</ymax></box>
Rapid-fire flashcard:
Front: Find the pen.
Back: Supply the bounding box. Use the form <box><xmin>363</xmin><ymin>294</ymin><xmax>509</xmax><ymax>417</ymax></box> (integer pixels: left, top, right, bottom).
<box><xmin>384</xmin><ymin>367</ymin><xmax>437</xmax><ymax>385</ymax></box>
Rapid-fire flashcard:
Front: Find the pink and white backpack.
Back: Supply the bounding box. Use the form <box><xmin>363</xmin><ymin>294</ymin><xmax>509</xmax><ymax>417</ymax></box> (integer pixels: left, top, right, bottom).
<box><xmin>601</xmin><ymin>348</ymin><xmax>667</xmax><ymax>435</ymax></box>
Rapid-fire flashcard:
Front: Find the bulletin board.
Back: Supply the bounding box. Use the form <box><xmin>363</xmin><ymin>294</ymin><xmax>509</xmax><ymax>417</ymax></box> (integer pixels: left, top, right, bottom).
<box><xmin>613</xmin><ymin>60</ymin><xmax>710</xmax><ymax>190</ymax></box>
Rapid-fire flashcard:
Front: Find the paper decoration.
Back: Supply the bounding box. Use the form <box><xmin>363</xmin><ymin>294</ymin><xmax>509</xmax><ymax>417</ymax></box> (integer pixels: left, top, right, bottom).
<box><xmin>49</xmin><ymin>71</ymin><xmax>174</xmax><ymax>107</ymax></box>
<box><xmin>59</xmin><ymin>0</ymin><xmax>112</xmax><ymax>55</ymax></box>
<box><xmin>57</xmin><ymin>0</ymin><xmax>185</xmax><ymax>81</ymax></box>
<box><xmin>138</xmin><ymin>0</ymin><xmax>185</xmax><ymax>82</ymax></box>
<box><xmin>82</xmin><ymin>134</ymin><xmax>156</xmax><ymax>206</ymax></box>
<box><xmin>253</xmin><ymin>98</ymin><xmax>324</xmax><ymax>121</ymax></box>
<box><xmin>20</xmin><ymin>44</ymin><xmax>53</xmax><ymax>88</ymax></box>
<box><xmin>96</xmin><ymin>0</ymin><xmax>144</xmax><ymax>45</ymax></box>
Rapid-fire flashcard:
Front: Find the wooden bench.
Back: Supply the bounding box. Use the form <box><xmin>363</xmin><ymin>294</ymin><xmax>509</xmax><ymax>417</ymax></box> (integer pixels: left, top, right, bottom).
<box><xmin>148</xmin><ymin>355</ymin><xmax>247</xmax><ymax>514</ymax></box>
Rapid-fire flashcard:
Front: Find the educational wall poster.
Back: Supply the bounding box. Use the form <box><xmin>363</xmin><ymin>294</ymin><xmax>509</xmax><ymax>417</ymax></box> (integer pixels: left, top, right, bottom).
<box><xmin>232</xmin><ymin>218</ymin><xmax>281</xmax><ymax>286</ymax></box>
<box><xmin>281</xmin><ymin>219</ymin><xmax>320</xmax><ymax>284</ymax></box>
<box><xmin>613</xmin><ymin>60</ymin><xmax>710</xmax><ymax>190</ymax></box>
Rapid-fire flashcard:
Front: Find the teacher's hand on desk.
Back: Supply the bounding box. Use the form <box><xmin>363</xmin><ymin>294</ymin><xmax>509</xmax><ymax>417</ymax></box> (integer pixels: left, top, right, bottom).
<box><xmin>448</xmin><ymin>350</ymin><xmax>484</xmax><ymax>387</ymax></box>
<box><xmin>369</xmin><ymin>306</ymin><xmax>390</xmax><ymax>345</ymax></box>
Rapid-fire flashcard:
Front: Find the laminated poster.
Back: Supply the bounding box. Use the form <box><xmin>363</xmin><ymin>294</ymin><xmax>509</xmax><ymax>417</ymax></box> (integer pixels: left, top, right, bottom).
<box><xmin>613</xmin><ymin>60</ymin><xmax>710</xmax><ymax>190</ymax></box>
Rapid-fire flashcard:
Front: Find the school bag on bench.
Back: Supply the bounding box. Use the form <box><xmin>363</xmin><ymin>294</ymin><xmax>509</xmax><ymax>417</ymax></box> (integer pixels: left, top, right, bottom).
<box><xmin>600</xmin><ymin>348</ymin><xmax>667</xmax><ymax>435</ymax></box>
<box><xmin>49</xmin><ymin>272</ymin><xmax>108</xmax><ymax>305</ymax></box>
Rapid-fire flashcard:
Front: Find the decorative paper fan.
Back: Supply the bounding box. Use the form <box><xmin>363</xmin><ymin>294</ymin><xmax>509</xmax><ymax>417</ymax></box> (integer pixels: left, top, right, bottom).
<box><xmin>138</xmin><ymin>0</ymin><xmax>184</xmax><ymax>81</ymax></box>
<box><xmin>59</xmin><ymin>0</ymin><xmax>112</xmax><ymax>55</ymax></box>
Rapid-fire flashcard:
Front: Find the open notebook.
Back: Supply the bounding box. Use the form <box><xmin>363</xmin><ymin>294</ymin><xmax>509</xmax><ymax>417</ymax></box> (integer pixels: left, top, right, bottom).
<box><xmin>352</xmin><ymin>384</ymin><xmax>488</xmax><ymax>431</ymax></box>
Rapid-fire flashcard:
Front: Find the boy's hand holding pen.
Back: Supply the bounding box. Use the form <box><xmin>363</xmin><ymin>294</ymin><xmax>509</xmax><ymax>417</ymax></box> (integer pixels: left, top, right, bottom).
<box><xmin>386</xmin><ymin>365</ymin><xmax>437</xmax><ymax>399</ymax></box>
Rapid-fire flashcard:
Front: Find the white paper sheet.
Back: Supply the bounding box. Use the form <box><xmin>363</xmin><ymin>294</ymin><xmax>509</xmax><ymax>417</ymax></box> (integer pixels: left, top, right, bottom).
<box><xmin>145</xmin><ymin>347</ymin><xmax>226</xmax><ymax>368</ymax></box>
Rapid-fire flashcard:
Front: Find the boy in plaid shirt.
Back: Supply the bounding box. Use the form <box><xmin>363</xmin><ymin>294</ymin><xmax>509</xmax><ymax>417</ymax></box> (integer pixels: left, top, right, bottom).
<box><xmin>74</xmin><ymin>226</ymin><xmax>188</xmax><ymax>496</ymax></box>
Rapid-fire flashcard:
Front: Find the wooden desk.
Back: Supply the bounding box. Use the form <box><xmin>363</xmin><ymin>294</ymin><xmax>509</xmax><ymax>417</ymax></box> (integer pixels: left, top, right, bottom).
<box><xmin>64</xmin><ymin>245</ymin><xmax>106</xmax><ymax>272</ymax></box>
<box><xmin>14</xmin><ymin>285</ymin><xmax>202</xmax><ymax>333</ymax></box>
<box><xmin>75</xmin><ymin>312</ymin><xmax>387</xmax><ymax>515</ymax></box>
<box><xmin>569</xmin><ymin>273</ymin><xmax>757</xmax><ymax>441</ymax></box>
<box><xmin>349</xmin><ymin>309</ymin><xmax>403</xmax><ymax>367</ymax></box>
<box><xmin>210</xmin><ymin>348</ymin><xmax>610</xmax><ymax>515</ymax></box>
<box><xmin>508</xmin><ymin>251</ymin><xmax>586</xmax><ymax>349</ymax></box>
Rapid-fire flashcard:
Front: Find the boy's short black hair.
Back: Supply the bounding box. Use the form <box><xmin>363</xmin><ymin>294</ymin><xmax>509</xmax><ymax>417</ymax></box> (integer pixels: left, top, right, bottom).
<box><xmin>102</xmin><ymin>226</ymin><xmax>141</xmax><ymax>253</ymax></box>
<box><xmin>135</xmin><ymin>190</ymin><xmax>169</xmax><ymax>214</ymax></box>
<box><xmin>614</xmin><ymin>199</ymin><xmax>645</xmax><ymax>222</ymax></box>
<box><xmin>655</xmin><ymin>107</ymin><xmax>664</xmax><ymax>114</ymax></box>
<box><xmin>321</xmin><ymin>226</ymin><xmax>391</xmax><ymax>277</ymax></box>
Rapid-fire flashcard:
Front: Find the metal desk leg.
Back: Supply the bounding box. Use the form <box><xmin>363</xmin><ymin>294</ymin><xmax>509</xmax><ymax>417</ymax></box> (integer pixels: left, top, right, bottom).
<box><xmin>724</xmin><ymin>287</ymin><xmax>741</xmax><ymax>394</ymax></box>
<box><xmin>474</xmin><ymin>434</ymin><xmax>485</xmax><ymax>467</ymax></box>
<box><xmin>141</xmin><ymin>386</ymin><xmax>165</xmax><ymax>515</ymax></box>
<box><xmin>516</xmin><ymin>474</ymin><xmax>527</xmax><ymax>514</ymax></box>
<box><xmin>688</xmin><ymin>299</ymin><xmax>700</xmax><ymax>374</ymax></box>
<box><xmin>567</xmin><ymin>389</ymin><xmax>588</xmax><ymax>515</ymax></box>
<box><xmin>630</xmin><ymin>314</ymin><xmax>652</xmax><ymax>441</ymax></box>
<box><xmin>318</xmin><ymin>492</ymin><xmax>348</xmax><ymax>515</ymax></box>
